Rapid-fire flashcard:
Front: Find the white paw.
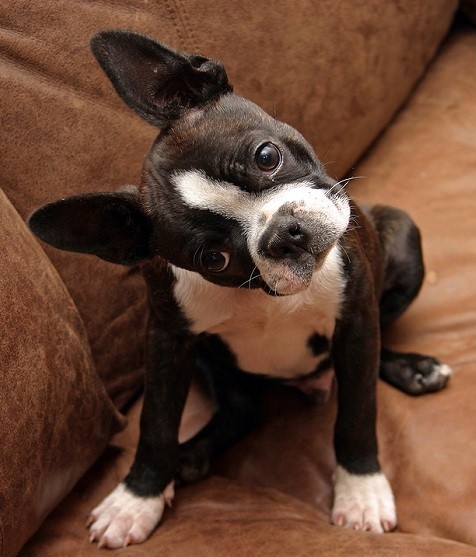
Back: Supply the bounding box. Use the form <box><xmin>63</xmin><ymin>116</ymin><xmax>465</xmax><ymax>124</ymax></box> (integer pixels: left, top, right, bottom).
<box><xmin>87</xmin><ymin>481</ymin><xmax>175</xmax><ymax>548</ymax></box>
<box><xmin>331</xmin><ymin>466</ymin><xmax>396</xmax><ymax>533</ymax></box>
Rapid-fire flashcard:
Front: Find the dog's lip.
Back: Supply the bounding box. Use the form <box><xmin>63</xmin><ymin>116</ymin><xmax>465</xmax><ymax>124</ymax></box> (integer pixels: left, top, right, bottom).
<box><xmin>260</xmin><ymin>282</ymin><xmax>288</xmax><ymax>297</ymax></box>
<box><xmin>261</xmin><ymin>281</ymin><xmax>309</xmax><ymax>297</ymax></box>
<box><xmin>259</xmin><ymin>270</ymin><xmax>311</xmax><ymax>297</ymax></box>
<box><xmin>256</xmin><ymin>241</ymin><xmax>337</xmax><ymax>296</ymax></box>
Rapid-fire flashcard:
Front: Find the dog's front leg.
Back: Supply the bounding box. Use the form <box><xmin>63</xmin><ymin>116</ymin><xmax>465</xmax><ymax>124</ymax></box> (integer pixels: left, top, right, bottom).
<box><xmin>331</xmin><ymin>295</ymin><xmax>396</xmax><ymax>533</ymax></box>
<box><xmin>88</xmin><ymin>314</ymin><xmax>195</xmax><ymax>549</ymax></box>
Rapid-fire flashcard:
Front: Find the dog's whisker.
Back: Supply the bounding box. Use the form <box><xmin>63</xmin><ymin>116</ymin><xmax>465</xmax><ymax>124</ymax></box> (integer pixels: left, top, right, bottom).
<box><xmin>340</xmin><ymin>244</ymin><xmax>352</xmax><ymax>264</ymax></box>
<box><xmin>328</xmin><ymin>175</ymin><xmax>366</xmax><ymax>196</ymax></box>
<box><xmin>237</xmin><ymin>266</ymin><xmax>261</xmax><ymax>289</ymax></box>
<box><xmin>249</xmin><ymin>268</ymin><xmax>262</xmax><ymax>290</ymax></box>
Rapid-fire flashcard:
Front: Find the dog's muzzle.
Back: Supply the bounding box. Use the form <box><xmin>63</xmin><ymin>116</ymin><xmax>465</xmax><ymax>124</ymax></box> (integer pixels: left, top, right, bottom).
<box><xmin>250</xmin><ymin>195</ymin><xmax>350</xmax><ymax>296</ymax></box>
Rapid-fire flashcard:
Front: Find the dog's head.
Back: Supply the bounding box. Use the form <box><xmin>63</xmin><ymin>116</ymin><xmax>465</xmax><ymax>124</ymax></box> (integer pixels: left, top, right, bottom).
<box><xmin>29</xmin><ymin>31</ymin><xmax>350</xmax><ymax>296</ymax></box>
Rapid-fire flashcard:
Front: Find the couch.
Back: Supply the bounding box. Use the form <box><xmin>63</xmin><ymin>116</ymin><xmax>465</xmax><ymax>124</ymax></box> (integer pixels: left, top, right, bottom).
<box><xmin>1</xmin><ymin>1</ymin><xmax>475</xmax><ymax>555</ymax></box>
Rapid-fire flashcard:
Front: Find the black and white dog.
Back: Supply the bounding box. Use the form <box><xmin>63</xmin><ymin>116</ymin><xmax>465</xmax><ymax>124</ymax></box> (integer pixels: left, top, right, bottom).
<box><xmin>29</xmin><ymin>31</ymin><xmax>451</xmax><ymax>549</ymax></box>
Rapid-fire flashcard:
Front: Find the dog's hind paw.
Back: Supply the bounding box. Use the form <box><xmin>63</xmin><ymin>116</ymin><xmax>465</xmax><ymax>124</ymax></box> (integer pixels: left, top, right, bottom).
<box><xmin>87</xmin><ymin>481</ymin><xmax>175</xmax><ymax>548</ymax></box>
<box><xmin>331</xmin><ymin>466</ymin><xmax>396</xmax><ymax>533</ymax></box>
<box><xmin>380</xmin><ymin>348</ymin><xmax>452</xmax><ymax>395</ymax></box>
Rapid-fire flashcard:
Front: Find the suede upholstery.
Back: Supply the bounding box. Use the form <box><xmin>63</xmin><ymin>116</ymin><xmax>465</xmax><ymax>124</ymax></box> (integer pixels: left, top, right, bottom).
<box><xmin>0</xmin><ymin>0</ymin><xmax>457</xmax><ymax>407</ymax></box>
<box><xmin>0</xmin><ymin>190</ymin><xmax>122</xmax><ymax>557</ymax></box>
<box><xmin>1</xmin><ymin>1</ymin><xmax>475</xmax><ymax>556</ymax></box>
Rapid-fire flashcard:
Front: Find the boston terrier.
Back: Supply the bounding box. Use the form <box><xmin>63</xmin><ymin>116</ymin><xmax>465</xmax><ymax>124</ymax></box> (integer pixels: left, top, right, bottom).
<box><xmin>28</xmin><ymin>30</ymin><xmax>452</xmax><ymax>549</ymax></box>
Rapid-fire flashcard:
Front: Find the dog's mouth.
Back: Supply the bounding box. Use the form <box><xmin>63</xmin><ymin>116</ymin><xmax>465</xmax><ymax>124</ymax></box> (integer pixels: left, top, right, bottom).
<box><xmin>257</xmin><ymin>246</ymin><xmax>332</xmax><ymax>297</ymax></box>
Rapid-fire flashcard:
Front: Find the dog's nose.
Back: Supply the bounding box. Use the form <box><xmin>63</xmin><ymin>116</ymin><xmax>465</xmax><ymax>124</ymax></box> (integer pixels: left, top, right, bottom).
<box><xmin>259</xmin><ymin>215</ymin><xmax>311</xmax><ymax>259</ymax></box>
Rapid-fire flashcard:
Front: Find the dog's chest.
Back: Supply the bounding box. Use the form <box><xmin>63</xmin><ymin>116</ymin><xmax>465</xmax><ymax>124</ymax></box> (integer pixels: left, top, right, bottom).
<box><xmin>171</xmin><ymin>255</ymin><xmax>345</xmax><ymax>379</ymax></box>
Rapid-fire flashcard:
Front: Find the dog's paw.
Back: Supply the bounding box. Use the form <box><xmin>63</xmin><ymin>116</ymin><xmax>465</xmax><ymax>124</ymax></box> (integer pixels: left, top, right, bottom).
<box><xmin>331</xmin><ymin>466</ymin><xmax>396</xmax><ymax>533</ymax></box>
<box><xmin>87</xmin><ymin>481</ymin><xmax>175</xmax><ymax>548</ymax></box>
<box><xmin>380</xmin><ymin>350</ymin><xmax>452</xmax><ymax>395</ymax></box>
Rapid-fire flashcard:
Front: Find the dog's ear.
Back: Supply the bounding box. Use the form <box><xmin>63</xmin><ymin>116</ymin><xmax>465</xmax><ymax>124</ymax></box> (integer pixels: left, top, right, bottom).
<box><xmin>90</xmin><ymin>30</ymin><xmax>232</xmax><ymax>128</ymax></box>
<box><xmin>28</xmin><ymin>188</ymin><xmax>150</xmax><ymax>265</ymax></box>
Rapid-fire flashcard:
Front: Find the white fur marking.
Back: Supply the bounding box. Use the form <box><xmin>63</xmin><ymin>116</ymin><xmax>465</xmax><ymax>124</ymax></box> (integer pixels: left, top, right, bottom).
<box><xmin>172</xmin><ymin>170</ymin><xmax>254</xmax><ymax>228</ymax></box>
<box><xmin>88</xmin><ymin>481</ymin><xmax>175</xmax><ymax>548</ymax></box>
<box><xmin>436</xmin><ymin>363</ymin><xmax>452</xmax><ymax>378</ymax></box>
<box><xmin>171</xmin><ymin>170</ymin><xmax>350</xmax><ymax>235</ymax></box>
<box><xmin>172</xmin><ymin>246</ymin><xmax>345</xmax><ymax>379</ymax></box>
<box><xmin>332</xmin><ymin>466</ymin><xmax>396</xmax><ymax>533</ymax></box>
<box><xmin>171</xmin><ymin>170</ymin><xmax>350</xmax><ymax>294</ymax></box>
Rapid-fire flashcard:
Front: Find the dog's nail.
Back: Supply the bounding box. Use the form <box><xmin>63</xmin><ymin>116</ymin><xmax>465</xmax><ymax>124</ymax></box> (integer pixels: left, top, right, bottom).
<box><xmin>98</xmin><ymin>536</ymin><xmax>107</xmax><ymax>549</ymax></box>
<box><xmin>334</xmin><ymin>514</ymin><xmax>345</xmax><ymax>526</ymax></box>
<box><xmin>123</xmin><ymin>534</ymin><xmax>133</xmax><ymax>547</ymax></box>
<box><xmin>86</xmin><ymin>516</ymin><xmax>94</xmax><ymax>528</ymax></box>
<box><xmin>89</xmin><ymin>531</ymin><xmax>97</xmax><ymax>543</ymax></box>
<box><xmin>382</xmin><ymin>520</ymin><xmax>393</xmax><ymax>532</ymax></box>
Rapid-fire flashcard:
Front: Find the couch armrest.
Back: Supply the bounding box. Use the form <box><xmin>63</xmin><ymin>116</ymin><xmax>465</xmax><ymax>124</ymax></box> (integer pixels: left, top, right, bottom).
<box><xmin>0</xmin><ymin>188</ymin><xmax>124</xmax><ymax>557</ymax></box>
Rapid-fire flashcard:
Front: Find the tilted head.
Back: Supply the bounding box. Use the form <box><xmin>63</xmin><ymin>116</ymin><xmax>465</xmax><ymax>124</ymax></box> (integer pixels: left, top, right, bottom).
<box><xmin>29</xmin><ymin>30</ymin><xmax>350</xmax><ymax>296</ymax></box>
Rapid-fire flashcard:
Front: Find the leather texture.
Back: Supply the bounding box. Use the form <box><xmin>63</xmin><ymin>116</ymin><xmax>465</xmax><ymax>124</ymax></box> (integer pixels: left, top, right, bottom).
<box><xmin>2</xmin><ymin>1</ymin><xmax>475</xmax><ymax>556</ymax></box>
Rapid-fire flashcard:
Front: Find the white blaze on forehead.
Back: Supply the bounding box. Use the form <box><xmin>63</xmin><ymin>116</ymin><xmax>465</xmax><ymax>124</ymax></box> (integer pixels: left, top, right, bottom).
<box><xmin>172</xmin><ymin>170</ymin><xmax>255</xmax><ymax>228</ymax></box>
<box><xmin>171</xmin><ymin>170</ymin><xmax>349</xmax><ymax>232</ymax></box>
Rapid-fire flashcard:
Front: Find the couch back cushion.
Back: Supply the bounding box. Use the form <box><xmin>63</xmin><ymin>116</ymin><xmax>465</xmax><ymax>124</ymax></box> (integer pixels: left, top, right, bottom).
<box><xmin>0</xmin><ymin>0</ymin><xmax>457</xmax><ymax>404</ymax></box>
<box><xmin>0</xmin><ymin>189</ymin><xmax>123</xmax><ymax>557</ymax></box>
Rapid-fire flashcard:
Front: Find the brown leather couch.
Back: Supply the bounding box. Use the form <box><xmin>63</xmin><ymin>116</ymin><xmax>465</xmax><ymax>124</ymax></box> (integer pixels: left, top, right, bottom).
<box><xmin>1</xmin><ymin>1</ymin><xmax>475</xmax><ymax>555</ymax></box>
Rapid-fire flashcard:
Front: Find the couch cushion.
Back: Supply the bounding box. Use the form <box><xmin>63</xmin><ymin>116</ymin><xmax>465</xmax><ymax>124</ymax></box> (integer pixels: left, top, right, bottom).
<box><xmin>0</xmin><ymin>189</ymin><xmax>123</xmax><ymax>557</ymax></box>
<box><xmin>0</xmin><ymin>0</ymin><xmax>457</xmax><ymax>406</ymax></box>
<box><xmin>20</xmin><ymin>399</ymin><xmax>476</xmax><ymax>557</ymax></box>
<box><xmin>349</xmin><ymin>22</ymin><xmax>476</xmax><ymax>543</ymax></box>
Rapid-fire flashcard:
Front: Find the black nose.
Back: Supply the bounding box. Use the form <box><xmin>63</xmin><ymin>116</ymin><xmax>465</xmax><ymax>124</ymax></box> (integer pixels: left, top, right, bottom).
<box><xmin>259</xmin><ymin>216</ymin><xmax>311</xmax><ymax>259</ymax></box>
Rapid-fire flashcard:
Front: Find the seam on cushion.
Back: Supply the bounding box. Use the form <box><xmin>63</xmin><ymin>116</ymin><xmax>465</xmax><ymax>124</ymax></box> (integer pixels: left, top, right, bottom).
<box><xmin>164</xmin><ymin>0</ymin><xmax>192</xmax><ymax>51</ymax></box>
<box><xmin>166</xmin><ymin>0</ymin><xmax>197</xmax><ymax>52</ymax></box>
<box><xmin>172</xmin><ymin>0</ymin><xmax>199</xmax><ymax>52</ymax></box>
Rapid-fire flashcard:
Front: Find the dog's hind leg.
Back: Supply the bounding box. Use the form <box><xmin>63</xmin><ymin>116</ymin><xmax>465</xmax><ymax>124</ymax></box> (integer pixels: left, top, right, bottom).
<box><xmin>178</xmin><ymin>340</ymin><xmax>265</xmax><ymax>484</ymax></box>
<box><xmin>366</xmin><ymin>205</ymin><xmax>452</xmax><ymax>395</ymax></box>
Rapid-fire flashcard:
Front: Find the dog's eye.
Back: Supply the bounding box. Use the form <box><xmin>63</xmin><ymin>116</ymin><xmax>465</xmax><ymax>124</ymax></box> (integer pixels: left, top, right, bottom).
<box><xmin>255</xmin><ymin>143</ymin><xmax>281</xmax><ymax>172</ymax></box>
<box><xmin>201</xmin><ymin>251</ymin><xmax>230</xmax><ymax>273</ymax></box>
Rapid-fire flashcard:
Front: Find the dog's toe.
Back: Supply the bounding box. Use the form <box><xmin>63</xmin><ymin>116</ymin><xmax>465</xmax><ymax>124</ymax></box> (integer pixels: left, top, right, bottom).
<box><xmin>408</xmin><ymin>360</ymin><xmax>452</xmax><ymax>395</ymax></box>
<box><xmin>88</xmin><ymin>481</ymin><xmax>174</xmax><ymax>548</ymax></box>
<box><xmin>331</xmin><ymin>466</ymin><xmax>396</xmax><ymax>533</ymax></box>
<box><xmin>380</xmin><ymin>350</ymin><xmax>452</xmax><ymax>396</ymax></box>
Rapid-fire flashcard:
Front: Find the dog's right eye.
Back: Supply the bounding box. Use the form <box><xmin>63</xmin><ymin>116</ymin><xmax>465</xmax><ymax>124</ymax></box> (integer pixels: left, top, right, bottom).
<box><xmin>255</xmin><ymin>143</ymin><xmax>281</xmax><ymax>172</ymax></box>
<box><xmin>200</xmin><ymin>250</ymin><xmax>230</xmax><ymax>273</ymax></box>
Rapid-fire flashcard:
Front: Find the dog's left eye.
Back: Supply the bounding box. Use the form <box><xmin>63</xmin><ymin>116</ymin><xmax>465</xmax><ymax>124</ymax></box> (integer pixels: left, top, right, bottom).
<box><xmin>255</xmin><ymin>143</ymin><xmax>281</xmax><ymax>172</ymax></box>
<box><xmin>201</xmin><ymin>251</ymin><xmax>230</xmax><ymax>273</ymax></box>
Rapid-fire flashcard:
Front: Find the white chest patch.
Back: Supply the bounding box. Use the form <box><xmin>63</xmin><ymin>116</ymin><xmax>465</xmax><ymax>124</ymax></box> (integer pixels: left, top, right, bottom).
<box><xmin>172</xmin><ymin>246</ymin><xmax>345</xmax><ymax>379</ymax></box>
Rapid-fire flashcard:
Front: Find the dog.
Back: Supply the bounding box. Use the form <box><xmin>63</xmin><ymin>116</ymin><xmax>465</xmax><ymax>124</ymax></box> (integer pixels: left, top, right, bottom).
<box><xmin>28</xmin><ymin>30</ymin><xmax>452</xmax><ymax>549</ymax></box>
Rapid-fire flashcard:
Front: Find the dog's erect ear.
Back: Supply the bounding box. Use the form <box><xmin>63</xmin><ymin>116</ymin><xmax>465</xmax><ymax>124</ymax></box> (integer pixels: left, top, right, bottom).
<box><xmin>28</xmin><ymin>188</ymin><xmax>151</xmax><ymax>265</ymax></box>
<box><xmin>90</xmin><ymin>30</ymin><xmax>233</xmax><ymax>127</ymax></box>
